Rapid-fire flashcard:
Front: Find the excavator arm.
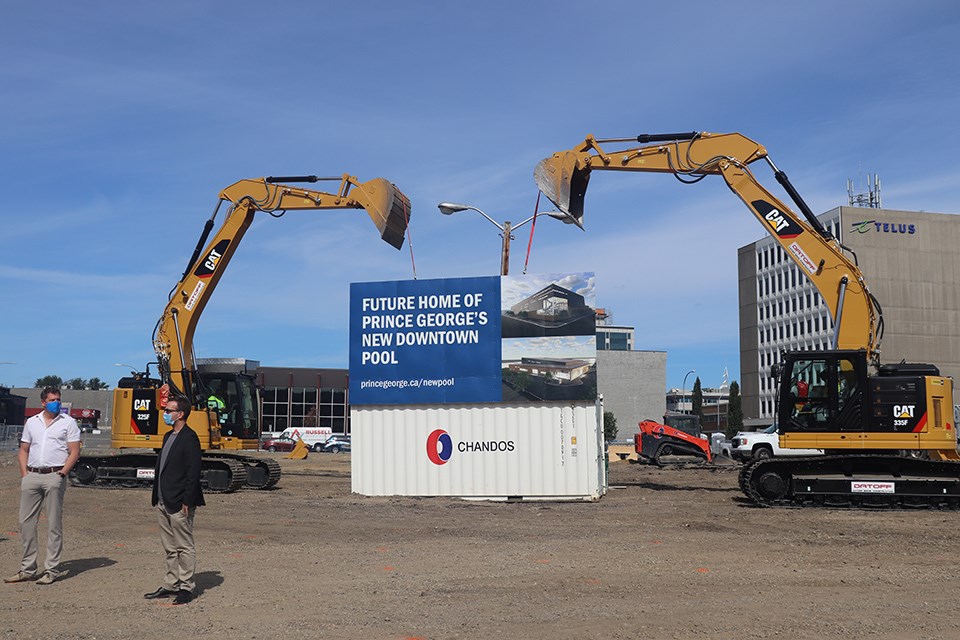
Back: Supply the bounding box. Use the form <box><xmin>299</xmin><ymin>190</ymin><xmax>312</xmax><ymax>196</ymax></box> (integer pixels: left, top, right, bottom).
<box><xmin>534</xmin><ymin>132</ymin><xmax>880</xmax><ymax>361</ymax></box>
<box><xmin>153</xmin><ymin>174</ymin><xmax>411</xmax><ymax>399</ymax></box>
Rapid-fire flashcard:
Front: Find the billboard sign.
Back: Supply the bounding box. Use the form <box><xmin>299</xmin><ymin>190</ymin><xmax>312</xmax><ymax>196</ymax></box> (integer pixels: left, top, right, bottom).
<box><xmin>349</xmin><ymin>273</ymin><xmax>596</xmax><ymax>405</ymax></box>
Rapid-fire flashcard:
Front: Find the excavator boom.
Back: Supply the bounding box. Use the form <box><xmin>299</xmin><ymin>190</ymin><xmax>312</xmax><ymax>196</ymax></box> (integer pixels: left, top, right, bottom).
<box><xmin>157</xmin><ymin>174</ymin><xmax>411</xmax><ymax>399</ymax></box>
<box><xmin>535</xmin><ymin>132</ymin><xmax>878</xmax><ymax>359</ymax></box>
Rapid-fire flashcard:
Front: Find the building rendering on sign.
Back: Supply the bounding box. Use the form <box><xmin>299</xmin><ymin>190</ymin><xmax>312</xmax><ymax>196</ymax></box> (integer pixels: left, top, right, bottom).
<box><xmin>502</xmin><ymin>282</ymin><xmax>596</xmax><ymax>337</ymax></box>
<box><xmin>738</xmin><ymin>206</ymin><xmax>960</xmax><ymax>421</ymax></box>
<box><xmin>508</xmin><ymin>357</ymin><xmax>593</xmax><ymax>382</ymax></box>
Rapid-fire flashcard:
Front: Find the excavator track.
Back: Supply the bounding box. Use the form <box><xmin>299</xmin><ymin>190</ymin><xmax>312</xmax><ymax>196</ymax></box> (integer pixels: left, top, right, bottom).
<box><xmin>741</xmin><ymin>454</ymin><xmax>960</xmax><ymax>509</ymax></box>
<box><xmin>71</xmin><ymin>452</ymin><xmax>260</xmax><ymax>494</ymax></box>
<box><xmin>205</xmin><ymin>453</ymin><xmax>281</xmax><ymax>490</ymax></box>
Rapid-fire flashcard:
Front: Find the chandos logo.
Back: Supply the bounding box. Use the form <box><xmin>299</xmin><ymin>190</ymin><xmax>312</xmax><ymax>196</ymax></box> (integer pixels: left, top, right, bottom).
<box><xmin>426</xmin><ymin>429</ymin><xmax>453</xmax><ymax>466</ymax></box>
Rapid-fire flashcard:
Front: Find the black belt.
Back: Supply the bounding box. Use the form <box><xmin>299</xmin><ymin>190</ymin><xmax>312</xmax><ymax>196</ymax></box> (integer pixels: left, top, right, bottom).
<box><xmin>27</xmin><ymin>466</ymin><xmax>63</xmax><ymax>474</ymax></box>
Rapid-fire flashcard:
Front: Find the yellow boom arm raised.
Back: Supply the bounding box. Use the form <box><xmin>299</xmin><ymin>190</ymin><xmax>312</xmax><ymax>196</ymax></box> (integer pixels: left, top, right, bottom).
<box><xmin>153</xmin><ymin>174</ymin><xmax>411</xmax><ymax>398</ymax></box>
<box><xmin>534</xmin><ymin>132</ymin><xmax>880</xmax><ymax>361</ymax></box>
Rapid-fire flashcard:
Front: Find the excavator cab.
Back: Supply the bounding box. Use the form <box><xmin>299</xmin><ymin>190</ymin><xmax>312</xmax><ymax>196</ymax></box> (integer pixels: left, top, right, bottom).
<box><xmin>777</xmin><ymin>350</ymin><xmax>869</xmax><ymax>438</ymax></box>
<box><xmin>195</xmin><ymin>372</ymin><xmax>260</xmax><ymax>442</ymax></box>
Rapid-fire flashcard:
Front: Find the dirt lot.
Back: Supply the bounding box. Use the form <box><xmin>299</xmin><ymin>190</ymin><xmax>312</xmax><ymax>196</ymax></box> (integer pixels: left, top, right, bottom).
<box><xmin>2</xmin><ymin>450</ymin><xmax>958</xmax><ymax>640</ymax></box>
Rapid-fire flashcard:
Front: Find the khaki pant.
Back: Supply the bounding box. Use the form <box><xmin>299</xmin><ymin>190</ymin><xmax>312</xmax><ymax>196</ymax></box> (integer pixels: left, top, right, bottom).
<box><xmin>156</xmin><ymin>504</ymin><xmax>196</xmax><ymax>593</ymax></box>
<box><xmin>18</xmin><ymin>472</ymin><xmax>68</xmax><ymax>576</ymax></box>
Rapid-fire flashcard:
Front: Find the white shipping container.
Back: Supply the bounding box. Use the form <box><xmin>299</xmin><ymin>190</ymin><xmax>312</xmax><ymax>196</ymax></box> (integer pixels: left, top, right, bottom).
<box><xmin>351</xmin><ymin>401</ymin><xmax>607</xmax><ymax>501</ymax></box>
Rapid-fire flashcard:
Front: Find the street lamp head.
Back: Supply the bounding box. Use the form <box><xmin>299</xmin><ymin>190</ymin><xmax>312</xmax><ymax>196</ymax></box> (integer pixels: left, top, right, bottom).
<box><xmin>438</xmin><ymin>202</ymin><xmax>471</xmax><ymax>215</ymax></box>
<box><xmin>541</xmin><ymin>210</ymin><xmax>585</xmax><ymax>229</ymax></box>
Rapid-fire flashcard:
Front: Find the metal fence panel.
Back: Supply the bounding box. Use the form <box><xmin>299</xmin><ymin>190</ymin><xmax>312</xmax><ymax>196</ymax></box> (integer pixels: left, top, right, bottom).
<box><xmin>1</xmin><ymin>425</ymin><xmax>24</xmax><ymax>450</ymax></box>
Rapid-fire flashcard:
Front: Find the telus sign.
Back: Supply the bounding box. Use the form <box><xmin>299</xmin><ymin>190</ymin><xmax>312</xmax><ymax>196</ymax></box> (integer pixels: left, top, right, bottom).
<box><xmin>850</xmin><ymin>220</ymin><xmax>917</xmax><ymax>235</ymax></box>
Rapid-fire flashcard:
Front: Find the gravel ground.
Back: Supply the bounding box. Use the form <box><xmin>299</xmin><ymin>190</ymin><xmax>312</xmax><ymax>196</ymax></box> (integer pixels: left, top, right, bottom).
<box><xmin>1</xmin><ymin>450</ymin><xmax>958</xmax><ymax>640</ymax></box>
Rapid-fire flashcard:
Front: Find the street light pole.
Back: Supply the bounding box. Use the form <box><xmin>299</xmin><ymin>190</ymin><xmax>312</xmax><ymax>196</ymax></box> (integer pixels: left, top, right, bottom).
<box><xmin>438</xmin><ymin>202</ymin><xmax>577</xmax><ymax>276</ymax></box>
<box><xmin>500</xmin><ymin>221</ymin><xmax>512</xmax><ymax>276</ymax></box>
<box><xmin>682</xmin><ymin>369</ymin><xmax>695</xmax><ymax>415</ymax></box>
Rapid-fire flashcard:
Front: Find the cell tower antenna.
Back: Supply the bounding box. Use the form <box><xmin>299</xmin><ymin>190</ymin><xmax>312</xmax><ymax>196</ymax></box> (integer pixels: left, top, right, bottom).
<box><xmin>847</xmin><ymin>169</ymin><xmax>882</xmax><ymax>208</ymax></box>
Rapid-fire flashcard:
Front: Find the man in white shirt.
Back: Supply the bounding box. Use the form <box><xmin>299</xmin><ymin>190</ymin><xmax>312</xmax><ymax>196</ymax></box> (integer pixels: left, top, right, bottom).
<box><xmin>5</xmin><ymin>387</ymin><xmax>81</xmax><ymax>585</ymax></box>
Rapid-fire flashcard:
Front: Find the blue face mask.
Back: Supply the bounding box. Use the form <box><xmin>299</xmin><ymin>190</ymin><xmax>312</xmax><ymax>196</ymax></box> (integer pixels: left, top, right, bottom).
<box><xmin>45</xmin><ymin>400</ymin><xmax>61</xmax><ymax>414</ymax></box>
<box><xmin>162</xmin><ymin>412</ymin><xmax>177</xmax><ymax>426</ymax></box>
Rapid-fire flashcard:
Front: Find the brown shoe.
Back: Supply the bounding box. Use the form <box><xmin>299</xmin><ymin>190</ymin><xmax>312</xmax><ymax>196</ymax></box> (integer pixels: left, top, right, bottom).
<box><xmin>36</xmin><ymin>573</ymin><xmax>57</xmax><ymax>585</ymax></box>
<box><xmin>4</xmin><ymin>571</ymin><xmax>35</xmax><ymax>583</ymax></box>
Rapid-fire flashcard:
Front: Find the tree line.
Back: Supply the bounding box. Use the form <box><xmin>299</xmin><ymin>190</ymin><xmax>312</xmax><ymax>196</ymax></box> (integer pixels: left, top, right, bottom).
<box><xmin>34</xmin><ymin>375</ymin><xmax>109</xmax><ymax>390</ymax></box>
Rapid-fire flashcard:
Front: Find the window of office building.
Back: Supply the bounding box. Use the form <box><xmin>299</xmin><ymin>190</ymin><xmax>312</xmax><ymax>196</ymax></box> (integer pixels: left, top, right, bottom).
<box><xmin>609</xmin><ymin>333</ymin><xmax>629</xmax><ymax>350</ymax></box>
<box><xmin>290</xmin><ymin>387</ymin><xmax>318</xmax><ymax>429</ymax></box>
<box><xmin>317</xmin><ymin>388</ymin><xmax>347</xmax><ymax>432</ymax></box>
<box><xmin>261</xmin><ymin>385</ymin><xmax>350</xmax><ymax>434</ymax></box>
<box><xmin>262</xmin><ymin>387</ymin><xmax>289</xmax><ymax>432</ymax></box>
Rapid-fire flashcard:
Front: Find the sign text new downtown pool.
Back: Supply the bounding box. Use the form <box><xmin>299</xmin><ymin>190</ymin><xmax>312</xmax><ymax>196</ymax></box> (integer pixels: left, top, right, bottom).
<box><xmin>349</xmin><ymin>276</ymin><xmax>503</xmax><ymax>404</ymax></box>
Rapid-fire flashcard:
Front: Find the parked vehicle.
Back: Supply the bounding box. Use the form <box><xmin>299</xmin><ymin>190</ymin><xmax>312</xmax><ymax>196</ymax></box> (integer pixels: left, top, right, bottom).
<box><xmin>709</xmin><ymin>432</ymin><xmax>733</xmax><ymax>458</ymax></box>
<box><xmin>262</xmin><ymin>435</ymin><xmax>299</xmax><ymax>453</ymax></box>
<box><xmin>322</xmin><ymin>435</ymin><xmax>351</xmax><ymax>453</ymax></box>
<box><xmin>278</xmin><ymin>426</ymin><xmax>333</xmax><ymax>452</ymax></box>
<box><xmin>731</xmin><ymin>424</ymin><xmax>824</xmax><ymax>461</ymax></box>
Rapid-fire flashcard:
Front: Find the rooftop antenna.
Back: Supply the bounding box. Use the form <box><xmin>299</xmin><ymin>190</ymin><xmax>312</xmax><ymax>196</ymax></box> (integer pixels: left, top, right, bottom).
<box><xmin>847</xmin><ymin>168</ymin><xmax>882</xmax><ymax>208</ymax></box>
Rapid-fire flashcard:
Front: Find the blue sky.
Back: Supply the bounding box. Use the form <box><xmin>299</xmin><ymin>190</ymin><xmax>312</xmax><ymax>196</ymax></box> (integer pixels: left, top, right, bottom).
<box><xmin>3</xmin><ymin>2</ymin><xmax>960</xmax><ymax>392</ymax></box>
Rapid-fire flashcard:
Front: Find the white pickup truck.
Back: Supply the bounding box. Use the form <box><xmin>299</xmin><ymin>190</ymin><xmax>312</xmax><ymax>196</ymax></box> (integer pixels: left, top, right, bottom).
<box><xmin>730</xmin><ymin>424</ymin><xmax>823</xmax><ymax>461</ymax></box>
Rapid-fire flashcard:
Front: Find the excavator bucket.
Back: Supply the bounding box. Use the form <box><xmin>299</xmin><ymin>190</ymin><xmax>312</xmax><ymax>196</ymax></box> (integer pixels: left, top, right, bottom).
<box><xmin>534</xmin><ymin>151</ymin><xmax>590</xmax><ymax>225</ymax></box>
<box><xmin>284</xmin><ymin>438</ymin><xmax>309</xmax><ymax>459</ymax></box>
<box><xmin>357</xmin><ymin>178</ymin><xmax>412</xmax><ymax>250</ymax></box>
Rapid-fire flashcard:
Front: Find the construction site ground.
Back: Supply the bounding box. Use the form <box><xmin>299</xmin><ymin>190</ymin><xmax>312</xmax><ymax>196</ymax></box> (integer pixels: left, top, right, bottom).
<box><xmin>1</xmin><ymin>450</ymin><xmax>957</xmax><ymax>640</ymax></box>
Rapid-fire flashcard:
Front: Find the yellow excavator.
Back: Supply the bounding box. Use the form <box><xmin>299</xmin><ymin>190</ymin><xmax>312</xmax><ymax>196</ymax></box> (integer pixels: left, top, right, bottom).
<box><xmin>536</xmin><ymin>131</ymin><xmax>959</xmax><ymax>507</ymax></box>
<box><xmin>73</xmin><ymin>174</ymin><xmax>411</xmax><ymax>492</ymax></box>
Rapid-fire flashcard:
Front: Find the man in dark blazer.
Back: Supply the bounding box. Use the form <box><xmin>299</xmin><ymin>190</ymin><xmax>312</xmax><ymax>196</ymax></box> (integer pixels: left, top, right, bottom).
<box><xmin>144</xmin><ymin>394</ymin><xmax>205</xmax><ymax>605</ymax></box>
